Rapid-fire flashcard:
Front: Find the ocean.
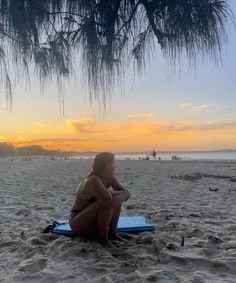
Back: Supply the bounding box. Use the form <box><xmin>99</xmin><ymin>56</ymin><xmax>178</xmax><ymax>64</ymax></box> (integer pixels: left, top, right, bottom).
<box><xmin>74</xmin><ymin>151</ymin><xmax>236</xmax><ymax>161</ymax></box>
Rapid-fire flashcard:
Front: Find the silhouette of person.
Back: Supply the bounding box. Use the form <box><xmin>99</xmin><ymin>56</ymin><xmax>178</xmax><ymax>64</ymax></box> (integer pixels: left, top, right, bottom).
<box><xmin>152</xmin><ymin>150</ymin><xmax>157</xmax><ymax>159</ymax></box>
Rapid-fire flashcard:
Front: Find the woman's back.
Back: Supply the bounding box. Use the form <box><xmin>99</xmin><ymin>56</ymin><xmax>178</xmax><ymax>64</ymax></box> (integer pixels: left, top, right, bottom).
<box><xmin>71</xmin><ymin>177</ymin><xmax>97</xmax><ymax>212</ymax></box>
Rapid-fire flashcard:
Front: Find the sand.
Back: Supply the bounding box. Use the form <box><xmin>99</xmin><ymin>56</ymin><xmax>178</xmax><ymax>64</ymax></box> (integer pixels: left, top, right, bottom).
<box><xmin>0</xmin><ymin>157</ymin><xmax>236</xmax><ymax>283</ymax></box>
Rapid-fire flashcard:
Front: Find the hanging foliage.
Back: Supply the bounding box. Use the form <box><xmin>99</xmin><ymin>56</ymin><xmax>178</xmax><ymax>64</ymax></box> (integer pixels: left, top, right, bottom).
<box><xmin>0</xmin><ymin>0</ymin><xmax>233</xmax><ymax>109</ymax></box>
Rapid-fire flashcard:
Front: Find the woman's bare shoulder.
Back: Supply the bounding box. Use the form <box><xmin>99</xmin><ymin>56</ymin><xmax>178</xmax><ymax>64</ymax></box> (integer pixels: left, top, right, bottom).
<box><xmin>85</xmin><ymin>174</ymin><xmax>96</xmax><ymax>181</ymax></box>
<box><xmin>110</xmin><ymin>175</ymin><xmax>125</xmax><ymax>191</ymax></box>
<box><xmin>76</xmin><ymin>176</ymin><xmax>97</xmax><ymax>195</ymax></box>
<box><xmin>110</xmin><ymin>175</ymin><xmax>120</xmax><ymax>184</ymax></box>
<box><xmin>84</xmin><ymin>175</ymin><xmax>100</xmax><ymax>185</ymax></box>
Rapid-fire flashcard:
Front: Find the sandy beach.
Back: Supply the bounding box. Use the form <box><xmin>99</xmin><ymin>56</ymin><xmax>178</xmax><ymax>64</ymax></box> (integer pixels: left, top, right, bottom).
<box><xmin>0</xmin><ymin>157</ymin><xmax>236</xmax><ymax>283</ymax></box>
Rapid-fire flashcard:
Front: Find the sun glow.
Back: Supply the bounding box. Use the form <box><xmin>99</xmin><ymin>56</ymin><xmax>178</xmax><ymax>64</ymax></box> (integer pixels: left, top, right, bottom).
<box><xmin>3</xmin><ymin>116</ymin><xmax>235</xmax><ymax>151</ymax></box>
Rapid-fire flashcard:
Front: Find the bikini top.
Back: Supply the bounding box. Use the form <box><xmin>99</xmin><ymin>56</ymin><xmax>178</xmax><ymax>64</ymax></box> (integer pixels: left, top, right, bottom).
<box><xmin>76</xmin><ymin>195</ymin><xmax>97</xmax><ymax>203</ymax></box>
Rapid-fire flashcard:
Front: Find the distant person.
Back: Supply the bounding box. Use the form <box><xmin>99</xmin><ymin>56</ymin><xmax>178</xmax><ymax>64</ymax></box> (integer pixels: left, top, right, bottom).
<box><xmin>152</xmin><ymin>150</ymin><xmax>157</xmax><ymax>159</ymax></box>
<box><xmin>69</xmin><ymin>152</ymin><xmax>130</xmax><ymax>244</ymax></box>
<box><xmin>145</xmin><ymin>154</ymin><xmax>150</xmax><ymax>160</ymax></box>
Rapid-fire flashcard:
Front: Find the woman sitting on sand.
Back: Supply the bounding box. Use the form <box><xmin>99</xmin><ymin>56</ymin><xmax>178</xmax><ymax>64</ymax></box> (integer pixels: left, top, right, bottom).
<box><xmin>69</xmin><ymin>152</ymin><xmax>130</xmax><ymax>244</ymax></box>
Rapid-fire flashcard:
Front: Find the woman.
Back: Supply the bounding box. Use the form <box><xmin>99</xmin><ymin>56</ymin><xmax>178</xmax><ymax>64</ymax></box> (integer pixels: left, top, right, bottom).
<box><xmin>69</xmin><ymin>152</ymin><xmax>130</xmax><ymax>244</ymax></box>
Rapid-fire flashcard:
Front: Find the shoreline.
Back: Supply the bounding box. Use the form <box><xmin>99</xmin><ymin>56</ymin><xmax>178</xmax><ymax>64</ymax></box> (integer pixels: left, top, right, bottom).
<box><xmin>2</xmin><ymin>154</ymin><xmax>236</xmax><ymax>162</ymax></box>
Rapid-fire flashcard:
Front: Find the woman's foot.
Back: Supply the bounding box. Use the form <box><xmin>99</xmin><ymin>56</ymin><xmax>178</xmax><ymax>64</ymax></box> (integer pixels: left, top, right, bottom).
<box><xmin>118</xmin><ymin>232</ymin><xmax>136</xmax><ymax>240</ymax></box>
<box><xmin>97</xmin><ymin>238</ymin><xmax>117</xmax><ymax>248</ymax></box>
<box><xmin>108</xmin><ymin>232</ymin><xmax>128</xmax><ymax>242</ymax></box>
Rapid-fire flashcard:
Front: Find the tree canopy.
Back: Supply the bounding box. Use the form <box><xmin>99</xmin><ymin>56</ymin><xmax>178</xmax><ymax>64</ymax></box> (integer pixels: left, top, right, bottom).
<box><xmin>0</xmin><ymin>0</ymin><xmax>234</xmax><ymax>110</ymax></box>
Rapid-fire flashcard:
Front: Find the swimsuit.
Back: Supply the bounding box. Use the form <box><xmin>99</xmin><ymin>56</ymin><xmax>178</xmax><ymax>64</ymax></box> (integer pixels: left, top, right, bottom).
<box><xmin>70</xmin><ymin>175</ymin><xmax>108</xmax><ymax>215</ymax></box>
<box><xmin>70</xmin><ymin>196</ymin><xmax>97</xmax><ymax>214</ymax></box>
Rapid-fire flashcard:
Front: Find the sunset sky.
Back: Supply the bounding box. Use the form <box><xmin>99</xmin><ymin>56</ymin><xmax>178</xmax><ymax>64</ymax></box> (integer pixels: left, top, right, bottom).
<box><xmin>0</xmin><ymin>2</ymin><xmax>236</xmax><ymax>152</ymax></box>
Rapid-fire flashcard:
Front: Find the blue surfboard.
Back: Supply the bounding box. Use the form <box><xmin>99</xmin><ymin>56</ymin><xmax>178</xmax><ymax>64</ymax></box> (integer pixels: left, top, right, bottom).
<box><xmin>52</xmin><ymin>216</ymin><xmax>155</xmax><ymax>237</ymax></box>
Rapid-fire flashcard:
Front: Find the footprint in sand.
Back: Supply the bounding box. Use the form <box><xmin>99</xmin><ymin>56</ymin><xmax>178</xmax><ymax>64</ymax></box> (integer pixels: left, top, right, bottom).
<box><xmin>125</xmin><ymin>202</ymin><xmax>149</xmax><ymax>210</ymax></box>
<box><xmin>17</xmin><ymin>258</ymin><xmax>47</xmax><ymax>274</ymax></box>
<box><xmin>15</xmin><ymin>208</ymin><xmax>31</xmax><ymax>217</ymax></box>
<box><xmin>30</xmin><ymin>237</ymin><xmax>47</xmax><ymax>246</ymax></box>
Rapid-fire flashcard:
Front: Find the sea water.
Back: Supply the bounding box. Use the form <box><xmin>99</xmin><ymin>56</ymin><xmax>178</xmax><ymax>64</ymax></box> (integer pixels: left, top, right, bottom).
<box><xmin>74</xmin><ymin>151</ymin><xmax>236</xmax><ymax>161</ymax></box>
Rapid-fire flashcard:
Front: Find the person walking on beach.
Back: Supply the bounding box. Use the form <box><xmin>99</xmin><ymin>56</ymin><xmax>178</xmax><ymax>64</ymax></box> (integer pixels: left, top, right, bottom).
<box><xmin>69</xmin><ymin>152</ymin><xmax>130</xmax><ymax>244</ymax></box>
<box><xmin>152</xmin><ymin>150</ymin><xmax>157</xmax><ymax>159</ymax></box>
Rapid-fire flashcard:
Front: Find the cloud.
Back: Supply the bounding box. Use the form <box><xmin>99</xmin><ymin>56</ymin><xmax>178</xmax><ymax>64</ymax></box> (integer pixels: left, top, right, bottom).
<box><xmin>67</xmin><ymin>116</ymin><xmax>153</xmax><ymax>135</ymax></box>
<box><xmin>2</xmin><ymin>119</ymin><xmax>236</xmax><ymax>151</ymax></box>
<box><xmin>167</xmin><ymin>120</ymin><xmax>194</xmax><ymax>131</ymax></box>
<box><xmin>12</xmin><ymin>137</ymin><xmax>125</xmax><ymax>151</ymax></box>
<box><xmin>179</xmin><ymin>103</ymin><xmax>193</xmax><ymax>109</ymax></box>
<box><xmin>127</xmin><ymin>112</ymin><xmax>156</xmax><ymax>118</ymax></box>
<box><xmin>192</xmin><ymin>104</ymin><xmax>212</xmax><ymax>110</ymax></box>
<box><xmin>5</xmin><ymin>115</ymin><xmax>236</xmax><ymax>151</ymax></box>
<box><xmin>179</xmin><ymin>103</ymin><xmax>211</xmax><ymax>110</ymax></box>
<box><xmin>37</xmin><ymin>122</ymin><xmax>44</xmax><ymax>128</ymax></box>
<box><xmin>167</xmin><ymin>120</ymin><xmax>236</xmax><ymax>131</ymax></box>
<box><xmin>68</xmin><ymin>116</ymin><xmax>236</xmax><ymax>136</ymax></box>
<box><xmin>67</xmin><ymin>116</ymin><xmax>105</xmax><ymax>134</ymax></box>
<box><xmin>10</xmin><ymin>119</ymin><xmax>236</xmax><ymax>151</ymax></box>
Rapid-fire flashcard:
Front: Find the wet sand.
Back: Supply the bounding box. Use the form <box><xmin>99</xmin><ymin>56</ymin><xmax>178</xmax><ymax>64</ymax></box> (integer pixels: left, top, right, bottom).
<box><xmin>0</xmin><ymin>157</ymin><xmax>236</xmax><ymax>282</ymax></box>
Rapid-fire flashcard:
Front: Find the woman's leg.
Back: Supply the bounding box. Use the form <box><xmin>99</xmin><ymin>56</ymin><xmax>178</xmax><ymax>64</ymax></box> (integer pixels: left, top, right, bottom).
<box><xmin>69</xmin><ymin>201</ymin><xmax>100</xmax><ymax>235</ymax></box>
<box><xmin>108</xmin><ymin>204</ymin><xmax>121</xmax><ymax>236</ymax></box>
<box><xmin>69</xmin><ymin>201</ymin><xmax>114</xmax><ymax>243</ymax></box>
<box><xmin>96</xmin><ymin>205</ymin><xmax>114</xmax><ymax>243</ymax></box>
<box><xmin>107</xmin><ymin>204</ymin><xmax>128</xmax><ymax>242</ymax></box>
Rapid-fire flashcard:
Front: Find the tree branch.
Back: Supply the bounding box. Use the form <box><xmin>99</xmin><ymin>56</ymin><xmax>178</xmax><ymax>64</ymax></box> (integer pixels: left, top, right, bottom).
<box><xmin>115</xmin><ymin>1</ymin><xmax>141</xmax><ymax>37</ymax></box>
<box><xmin>141</xmin><ymin>0</ymin><xmax>174</xmax><ymax>46</ymax></box>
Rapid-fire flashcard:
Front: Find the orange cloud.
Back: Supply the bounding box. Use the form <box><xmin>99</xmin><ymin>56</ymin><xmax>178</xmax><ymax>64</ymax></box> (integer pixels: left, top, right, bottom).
<box><xmin>167</xmin><ymin>120</ymin><xmax>236</xmax><ymax>131</ymax></box>
<box><xmin>67</xmin><ymin>118</ymin><xmax>155</xmax><ymax>136</ymax></box>
<box><xmin>127</xmin><ymin>112</ymin><xmax>156</xmax><ymax>118</ymax></box>
<box><xmin>66</xmin><ymin>116</ymin><xmax>103</xmax><ymax>134</ymax></box>
<box><xmin>4</xmin><ymin>118</ymin><xmax>236</xmax><ymax>151</ymax></box>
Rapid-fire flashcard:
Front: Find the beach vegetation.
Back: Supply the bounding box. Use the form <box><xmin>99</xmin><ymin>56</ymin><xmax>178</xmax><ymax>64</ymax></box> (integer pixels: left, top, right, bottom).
<box><xmin>0</xmin><ymin>143</ymin><xmax>68</xmax><ymax>157</ymax></box>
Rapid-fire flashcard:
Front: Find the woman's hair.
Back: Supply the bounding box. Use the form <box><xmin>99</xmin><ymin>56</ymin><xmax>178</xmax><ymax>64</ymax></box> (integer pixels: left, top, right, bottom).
<box><xmin>88</xmin><ymin>152</ymin><xmax>114</xmax><ymax>178</ymax></box>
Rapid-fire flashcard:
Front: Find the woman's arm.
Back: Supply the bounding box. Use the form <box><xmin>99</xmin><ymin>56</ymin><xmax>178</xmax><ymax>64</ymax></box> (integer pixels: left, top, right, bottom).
<box><xmin>110</xmin><ymin>190</ymin><xmax>123</xmax><ymax>196</ymax></box>
<box><xmin>111</xmin><ymin>175</ymin><xmax>126</xmax><ymax>191</ymax></box>
<box><xmin>91</xmin><ymin>176</ymin><xmax>130</xmax><ymax>209</ymax></box>
<box><xmin>110</xmin><ymin>176</ymin><xmax>131</xmax><ymax>204</ymax></box>
<box><xmin>109</xmin><ymin>190</ymin><xmax>130</xmax><ymax>206</ymax></box>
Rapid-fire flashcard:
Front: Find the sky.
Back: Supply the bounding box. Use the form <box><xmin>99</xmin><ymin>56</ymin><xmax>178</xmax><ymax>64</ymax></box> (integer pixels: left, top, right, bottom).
<box><xmin>0</xmin><ymin>2</ymin><xmax>236</xmax><ymax>152</ymax></box>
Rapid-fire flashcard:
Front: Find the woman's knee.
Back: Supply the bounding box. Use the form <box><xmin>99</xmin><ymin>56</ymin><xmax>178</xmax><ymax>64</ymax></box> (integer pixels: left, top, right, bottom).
<box><xmin>98</xmin><ymin>204</ymin><xmax>114</xmax><ymax>214</ymax></box>
<box><xmin>97</xmin><ymin>204</ymin><xmax>114</xmax><ymax>222</ymax></box>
